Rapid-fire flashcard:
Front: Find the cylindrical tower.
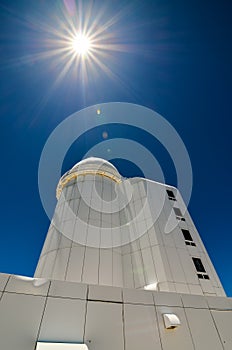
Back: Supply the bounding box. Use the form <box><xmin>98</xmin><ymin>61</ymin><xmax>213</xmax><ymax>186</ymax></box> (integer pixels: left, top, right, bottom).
<box><xmin>35</xmin><ymin>157</ymin><xmax>141</xmax><ymax>287</ymax></box>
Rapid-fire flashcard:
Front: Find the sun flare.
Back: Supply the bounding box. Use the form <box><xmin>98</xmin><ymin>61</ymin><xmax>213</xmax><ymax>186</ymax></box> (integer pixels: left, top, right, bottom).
<box><xmin>71</xmin><ymin>33</ymin><xmax>91</xmax><ymax>56</ymax></box>
<box><xmin>25</xmin><ymin>1</ymin><xmax>133</xmax><ymax>88</ymax></box>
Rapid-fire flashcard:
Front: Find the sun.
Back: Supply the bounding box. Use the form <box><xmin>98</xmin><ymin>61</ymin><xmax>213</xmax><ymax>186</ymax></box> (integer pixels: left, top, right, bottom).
<box><xmin>32</xmin><ymin>1</ymin><xmax>133</xmax><ymax>87</ymax></box>
<box><xmin>71</xmin><ymin>33</ymin><xmax>92</xmax><ymax>56</ymax></box>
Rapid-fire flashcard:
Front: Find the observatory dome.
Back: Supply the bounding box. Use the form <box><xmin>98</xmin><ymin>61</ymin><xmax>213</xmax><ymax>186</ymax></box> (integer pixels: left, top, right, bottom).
<box><xmin>71</xmin><ymin>157</ymin><xmax>119</xmax><ymax>174</ymax></box>
<box><xmin>56</xmin><ymin>157</ymin><xmax>121</xmax><ymax>198</ymax></box>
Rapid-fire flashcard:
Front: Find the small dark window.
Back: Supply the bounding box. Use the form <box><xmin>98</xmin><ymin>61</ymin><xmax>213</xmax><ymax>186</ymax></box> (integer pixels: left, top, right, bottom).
<box><xmin>192</xmin><ymin>258</ymin><xmax>206</xmax><ymax>273</ymax></box>
<box><xmin>191</xmin><ymin>242</ymin><xmax>196</xmax><ymax>246</ymax></box>
<box><xmin>167</xmin><ymin>189</ymin><xmax>175</xmax><ymax>199</ymax></box>
<box><xmin>173</xmin><ymin>207</ymin><xmax>183</xmax><ymax>217</ymax></box>
<box><xmin>186</xmin><ymin>241</ymin><xmax>191</xmax><ymax>246</ymax></box>
<box><xmin>197</xmin><ymin>273</ymin><xmax>210</xmax><ymax>280</ymax></box>
<box><xmin>182</xmin><ymin>229</ymin><xmax>193</xmax><ymax>241</ymax></box>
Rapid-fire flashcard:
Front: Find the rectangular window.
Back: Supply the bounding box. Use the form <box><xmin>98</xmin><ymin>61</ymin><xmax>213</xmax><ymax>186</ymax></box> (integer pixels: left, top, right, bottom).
<box><xmin>192</xmin><ymin>257</ymin><xmax>206</xmax><ymax>273</ymax></box>
<box><xmin>166</xmin><ymin>189</ymin><xmax>176</xmax><ymax>200</ymax></box>
<box><xmin>173</xmin><ymin>207</ymin><xmax>182</xmax><ymax>216</ymax></box>
<box><xmin>173</xmin><ymin>207</ymin><xmax>185</xmax><ymax>220</ymax></box>
<box><xmin>197</xmin><ymin>273</ymin><xmax>210</xmax><ymax>280</ymax></box>
<box><xmin>181</xmin><ymin>229</ymin><xmax>193</xmax><ymax>241</ymax></box>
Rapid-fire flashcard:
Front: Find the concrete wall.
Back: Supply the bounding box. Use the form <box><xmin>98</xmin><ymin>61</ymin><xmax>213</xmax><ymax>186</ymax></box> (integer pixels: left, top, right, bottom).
<box><xmin>0</xmin><ymin>273</ymin><xmax>231</xmax><ymax>350</ymax></box>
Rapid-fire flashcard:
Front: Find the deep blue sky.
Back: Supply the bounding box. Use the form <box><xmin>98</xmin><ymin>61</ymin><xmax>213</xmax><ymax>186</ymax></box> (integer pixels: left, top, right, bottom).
<box><xmin>0</xmin><ymin>0</ymin><xmax>231</xmax><ymax>295</ymax></box>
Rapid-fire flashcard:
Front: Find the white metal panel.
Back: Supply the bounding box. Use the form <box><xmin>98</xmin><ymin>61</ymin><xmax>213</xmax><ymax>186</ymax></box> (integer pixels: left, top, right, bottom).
<box><xmin>185</xmin><ymin>308</ymin><xmax>223</xmax><ymax>349</ymax></box>
<box><xmin>158</xmin><ymin>282</ymin><xmax>170</xmax><ymax>292</ymax></box>
<box><xmin>141</xmin><ymin>247</ymin><xmax>157</xmax><ymax>285</ymax></box>
<box><xmin>39</xmin><ymin>297</ymin><xmax>86</xmax><ymax>342</ymax></box>
<box><xmin>34</xmin><ymin>255</ymin><xmax>47</xmax><ymax>278</ymax></box>
<box><xmin>62</xmin><ymin>220</ymin><xmax>75</xmax><ymax>240</ymax></box>
<box><xmin>121</xmin><ymin>242</ymin><xmax>131</xmax><ymax>255</ymax></box>
<box><xmin>166</xmin><ymin>247</ymin><xmax>186</xmax><ymax>283</ymax></box>
<box><xmin>166</xmin><ymin>282</ymin><xmax>176</xmax><ymax>292</ymax></box>
<box><xmin>211</xmin><ymin>310</ymin><xmax>232</xmax><ymax>349</ymax></box>
<box><xmin>45</xmin><ymin>227</ymin><xmax>61</xmax><ymax>253</ymax></box>
<box><xmin>122</xmin><ymin>254</ymin><xmax>134</xmax><ymax>288</ymax></box>
<box><xmin>88</xmin><ymin>284</ymin><xmax>122</xmax><ymax>302</ymax></box>
<box><xmin>82</xmin><ymin>247</ymin><xmax>99</xmax><ymax>284</ymax></box>
<box><xmin>112</xmin><ymin>251</ymin><xmax>123</xmax><ymax>287</ymax></box>
<box><xmin>41</xmin><ymin>251</ymin><xmax>57</xmax><ymax>279</ymax></box>
<box><xmin>188</xmin><ymin>284</ymin><xmax>203</xmax><ymax>295</ymax></box>
<box><xmin>66</xmin><ymin>246</ymin><xmax>85</xmax><ymax>282</ymax></box>
<box><xmin>135</xmin><ymin>221</ymin><xmax>147</xmax><ymax>241</ymax></box>
<box><xmin>102</xmin><ymin>181</ymin><xmax>112</xmax><ymax>202</ymax></box>
<box><xmin>139</xmin><ymin>233</ymin><xmax>150</xmax><ymax>250</ymax></box>
<box><xmin>206</xmin><ymin>296</ymin><xmax>231</xmax><ymax>310</ymax></box>
<box><xmin>85</xmin><ymin>224</ymin><xmax>101</xmax><ymax>248</ymax></box>
<box><xmin>84</xmin><ymin>301</ymin><xmax>124</xmax><ymax>350</ymax></box>
<box><xmin>174</xmin><ymin>283</ymin><xmax>189</xmax><ymax>293</ymax></box>
<box><xmin>147</xmin><ymin>225</ymin><xmax>158</xmax><ymax>246</ymax></box>
<box><xmin>72</xmin><ymin>220</ymin><xmax>88</xmax><ymax>247</ymax></box>
<box><xmin>59</xmin><ymin>234</ymin><xmax>73</xmax><ymax>249</ymax></box>
<box><xmin>99</xmin><ymin>249</ymin><xmax>113</xmax><ymax>286</ymax></box>
<box><xmin>49</xmin><ymin>280</ymin><xmax>87</xmax><ymax>300</ymax></box>
<box><xmin>151</xmin><ymin>245</ymin><xmax>166</xmax><ymax>283</ymax></box>
<box><xmin>77</xmin><ymin>200</ymin><xmax>90</xmax><ymax>221</ymax></box>
<box><xmin>123</xmin><ymin>288</ymin><xmax>154</xmax><ymax>305</ymax></box>
<box><xmin>181</xmin><ymin>294</ymin><xmax>208</xmax><ymax>309</ymax></box>
<box><xmin>62</xmin><ymin>203</ymin><xmax>76</xmax><ymax>221</ymax></box>
<box><xmin>88</xmin><ymin>208</ymin><xmax>101</xmax><ymax>222</ymax></box>
<box><xmin>153</xmin><ymin>221</ymin><xmax>164</xmax><ymax>246</ymax></box>
<box><xmin>100</xmin><ymin>227</ymin><xmax>113</xmax><ymax>248</ymax></box>
<box><xmin>0</xmin><ymin>293</ymin><xmax>46</xmax><ymax>350</ymax></box>
<box><xmin>161</xmin><ymin>203</ymin><xmax>176</xmax><ymax>248</ymax></box>
<box><xmin>65</xmin><ymin>184</ymin><xmax>74</xmax><ymax>201</ymax></box>
<box><xmin>0</xmin><ymin>273</ymin><xmax>9</xmax><ymax>291</ymax></box>
<box><xmin>52</xmin><ymin>248</ymin><xmax>70</xmax><ymax>280</ymax></box>
<box><xmin>153</xmin><ymin>291</ymin><xmax>182</xmax><ymax>307</ymax></box>
<box><xmin>131</xmin><ymin>250</ymin><xmax>145</xmax><ymax>288</ymax></box>
<box><xmin>112</xmin><ymin>211</ymin><xmax>121</xmax><ymax>226</ymax></box>
<box><xmin>5</xmin><ymin>275</ymin><xmax>49</xmax><ymax>296</ymax></box>
<box><xmin>124</xmin><ymin>304</ymin><xmax>162</xmax><ymax>350</ymax></box>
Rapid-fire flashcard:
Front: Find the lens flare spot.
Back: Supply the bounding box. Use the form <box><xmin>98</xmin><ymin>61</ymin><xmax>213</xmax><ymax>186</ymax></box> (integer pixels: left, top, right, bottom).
<box><xmin>102</xmin><ymin>131</ymin><xmax>108</xmax><ymax>139</ymax></box>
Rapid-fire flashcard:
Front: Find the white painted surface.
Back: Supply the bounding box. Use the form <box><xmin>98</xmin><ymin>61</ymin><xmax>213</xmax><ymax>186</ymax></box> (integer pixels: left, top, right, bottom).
<box><xmin>185</xmin><ymin>308</ymin><xmax>224</xmax><ymax>349</ymax></box>
<box><xmin>124</xmin><ymin>304</ymin><xmax>162</xmax><ymax>349</ymax></box>
<box><xmin>84</xmin><ymin>301</ymin><xmax>124</xmax><ymax>350</ymax></box>
<box><xmin>0</xmin><ymin>274</ymin><xmax>231</xmax><ymax>350</ymax></box>
<box><xmin>39</xmin><ymin>297</ymin><xmax>86</xmax><ymax>343</ymax></box>
<box><xmin>35</xmin><ymin>160</ymin><xmax>225</xmax><ymax>297</ymax></box>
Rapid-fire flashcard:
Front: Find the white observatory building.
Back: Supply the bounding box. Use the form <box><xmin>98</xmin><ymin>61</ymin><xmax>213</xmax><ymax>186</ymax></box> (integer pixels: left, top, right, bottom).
<box><xmin>0</xmin><ymin>115</ymin><xmax>232</xmax><ymax>349</ymax></box>
<box><xmin>35</xmin><ymin>157</ymin><xmax>225</xmax><ymax>297</ymax></box>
